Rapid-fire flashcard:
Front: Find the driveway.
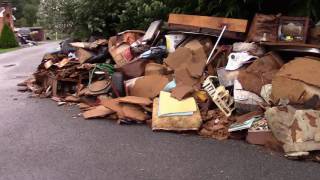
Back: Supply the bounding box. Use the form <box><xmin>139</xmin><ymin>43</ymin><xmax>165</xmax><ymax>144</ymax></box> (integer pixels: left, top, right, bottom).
<box><xmin>0</xmin><ymin>42</ymin><xmax>319</xmax><ymax>180</ymax></box>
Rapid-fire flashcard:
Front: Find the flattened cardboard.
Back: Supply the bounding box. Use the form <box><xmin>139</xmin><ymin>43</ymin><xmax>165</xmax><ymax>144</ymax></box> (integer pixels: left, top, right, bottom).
<box><xmin>78</xmin><ymin>103</ymin><xmax>91</xmax><ymax>110</ymax></box>
<box><xmin>272</xmin><ymin>76</ymin><xmax>320</xmax><ymax>104</ymax></box>
<box><xmin>130</xmin><ymin>75</ymin><xmax>170</xmax><ymax>99</ymax></box>
<box><xmin>101</xmin><ymin>98</ymin><xmax>150</xmax><ymax>121</ymax></box>
<box><xmin>164</xmin><ymin>47</ymin><xmax>193</xmax><ymax>70</ymax></box>
<box><xmin>100</xmin><ymin>98</ymin><xmax>124</xmax><ymax>118</ymax></box>
<box><xmin>118</xmin><ymin>96</ymin><xmax>152</xmax><ymax>106</ymax></box>
<box><xmin>145</xmin><ymin>63</ymin><xmax>166</xmax><ymax>76</ymax></box>
<box><xmin>238</xmin><ymin>52</ymin><xmax>283</xmax><ymax>95</ymax></box>
<box><xmin>89</xmin><ymin>80</ymin><xmax>109</xmax><ymax>92</ymax></box>
<box><xmin>109</xmin><ymin>42</ymin><xmax>131</xmax><ymax>67</ymax></box>
<box><xmin>174</xmin><ymin>68</ymin><xmax>199</xmax><ymax>86</ymax></box>
<box><xmin>277</xmin><ymin>58</ymin><xmax>320</xmax><ymax>87</ymax></box>
<box><xmin>183</xmin><ymin>39</ymin><xmax>203</xmax><ymax>51</ymax></box>
<box><xmin>83</xmin><ymin>105</ymin><xmax>114</xmax><ymax>119</ymax></box>
<box><xmin>164</xmin><ymin>46</ymin><xmax>206</xmax><ymax>90</ymax></box>
<box><xmin>182</xmin><ymin>37</ymin><xmax>213</xmax><ymax>56</ymax></box>
<box><xmin>171</xmin><ymin>84</ymin><xmax>194</xmax><ymax>100</ymax></box>
<box><xmin>122</xmin><ymin>104</ymin><xmax>150</xmax><ymax>121</ymax></box>
<box><xmin>187</xmin><ymin>47</ymin><xmax>207</xmax><ymax>78</ymax></box>
<box><xmin>117</xmin><ymin>59</ymin><xmax>153</xmax><ymax>79</ymax></box>
<box><xmin>65</xmin><ymin>96</ymin><xmax>80</xmax><ymax>102</ymax></box>
<box><xmin>272</xmin><ymin>58</ymin><xmax>320</xmax><ymax>104</ymax></box>
<box><xmin>164</xmin><ymin>47</ymin><xmax>207</xmax><ymax>79</ymax></box>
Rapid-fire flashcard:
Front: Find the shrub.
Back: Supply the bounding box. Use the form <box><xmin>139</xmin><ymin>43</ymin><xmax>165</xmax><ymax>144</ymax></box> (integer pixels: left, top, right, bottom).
<box><xmin>0</xmin><ymin>24</ymin><xmax>19</xmax><ymax>48</ymax></box>
<box><xmin>38</xmin><ymin>0</ymin><xmax>320</xmax><ymax>39</ymax></box>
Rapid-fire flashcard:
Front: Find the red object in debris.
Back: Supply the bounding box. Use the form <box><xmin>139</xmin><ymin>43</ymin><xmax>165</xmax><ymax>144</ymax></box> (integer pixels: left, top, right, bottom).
<box><xmin>123</xmin><ymin>48</ymin><xmax>133</xmax><ymax>61</ymax></box>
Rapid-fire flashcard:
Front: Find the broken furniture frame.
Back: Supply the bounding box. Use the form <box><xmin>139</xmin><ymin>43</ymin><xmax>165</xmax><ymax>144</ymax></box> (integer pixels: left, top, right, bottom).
<box><xmin>203</xmin><ymin>76</ymin><xmax>235</xmax><ymax>117</ymax></box>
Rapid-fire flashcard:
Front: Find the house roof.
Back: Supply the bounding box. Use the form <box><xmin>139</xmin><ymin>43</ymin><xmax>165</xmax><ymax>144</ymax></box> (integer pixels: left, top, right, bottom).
<box><xmin>0</xmin><ymin>7</ymin><xmax>5</xmax><ymax>17</ymax></box>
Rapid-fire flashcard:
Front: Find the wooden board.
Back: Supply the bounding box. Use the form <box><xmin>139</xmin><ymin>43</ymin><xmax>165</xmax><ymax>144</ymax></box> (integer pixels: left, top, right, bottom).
<box><xmin>166</xmin><ymin>24</ymin><xmax>246</xmax><ymax>40</ymax></box>
<box><xmin>168</xmin><ymin>14</ymin><xmax>248</xmax><ymax>33</ymax></box>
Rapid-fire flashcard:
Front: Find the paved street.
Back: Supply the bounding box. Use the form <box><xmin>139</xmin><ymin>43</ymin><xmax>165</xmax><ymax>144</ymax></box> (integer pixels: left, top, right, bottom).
<box><xmin>0</xmin><ymin>42</ymin><xmax>319</xmax><ymax>180</ymax></box>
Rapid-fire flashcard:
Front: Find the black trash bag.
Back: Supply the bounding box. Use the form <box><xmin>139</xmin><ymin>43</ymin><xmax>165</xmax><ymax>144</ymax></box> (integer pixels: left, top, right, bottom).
<box><xmin>86</xmin><ymin>46</ymin><xmax>109</xmax><ymax>64</ymax></box>
<box><xmin>138</xmin><ymin>46</ymin><xmax>168</xmax><ymax>62</ymax></box>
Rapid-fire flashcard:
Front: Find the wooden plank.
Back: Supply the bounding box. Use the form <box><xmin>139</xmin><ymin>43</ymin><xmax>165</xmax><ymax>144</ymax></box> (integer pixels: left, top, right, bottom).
<box><xmin>166</xmin><ymin>24</ymin><xmax>246</xmax><ymax>40</ymax></box>
<box><xmin>168</xmin><ymin>14</ymin><xmax>248</xmax><ymax>33</ymax></box>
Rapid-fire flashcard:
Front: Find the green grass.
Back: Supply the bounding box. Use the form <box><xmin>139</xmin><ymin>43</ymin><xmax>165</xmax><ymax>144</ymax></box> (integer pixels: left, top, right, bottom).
<box><xmin>0</xmin><ymin>47</ymin><xmax>20</xmax><ymax>54</ymax></box>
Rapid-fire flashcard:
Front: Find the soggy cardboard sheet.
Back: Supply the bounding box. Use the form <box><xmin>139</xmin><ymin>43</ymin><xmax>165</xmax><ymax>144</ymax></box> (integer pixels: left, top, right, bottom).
<box><xmin>130</xmin><ymin>75</ymin><xmax>170</xmax><ymax>99</ymax></box>
<box><xmin>272</xmin><ymin>75</ymin><xmax>320</xmax><ymax>104</ymax></box>
<box><xmin>187</xmin><ymin>47</ymin><xmax>207</xmax><ymax>78</ymax></box>
<box><xmin>272</xmin><ymin>58</ymin><xmax>320</xmax><ymax>104</ymax></box>
<box><xmin>118</xmin><ymin>96</ymin><xmax>152</xmax><ymax>106</ymax></box>
<box><xmin>164</xmin><ymin>48</ymin><xmax>193</xmax><ymax>70</ymax></box>
<box><xmin>174</xmin><ymin>68</ymin><xmax>199</xmax><ymax>86</ymax></box>
<box><xmin>171</xmin><ymin>84</ymin><xmax>194</xmax><ymax>100</ymax></box>
<box><xmin>164</xmin><ymin>47</ymin><xmax>207</xmax><ymax>79</ymax></box>
<box><xmin>83</xmin><ymin>105</ymin><xmax>114</xmax><ymax>119</ymax></box>
<box><xmin>238</xmin><ymin>52</ymin><xmax>283</xmax><ymax>95</ymax></box>
<box><xmin>101</xmin><ymin>98</ymin><xmax>124</xmax><ymax>117</ymax></box>
<box><xmin>101</xmin><ymin>97</ymin><xmax>149</xmax><ymax>121</ymax></box>
<box><xmin>122</xmin><ymin>104</ymin><xmax>150</xmax><ymax>122</ymax></box>
<box><xmin>276</xmin><ymin>58</ymin><xmax>320</xmax><ymax>87</ymax></box>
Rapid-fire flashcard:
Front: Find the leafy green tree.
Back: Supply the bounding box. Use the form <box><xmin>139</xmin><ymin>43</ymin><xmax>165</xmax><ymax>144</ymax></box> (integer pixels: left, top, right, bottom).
<box><xmin>117</xmin><ymin>0</ymin><xmax>170</xmax><ymax>31</ymax></box>
<box><xmin>289</xmin><ymin>0</ymin><xmax>320</xmax><ymax>20</ymax></box>
<box><xmin>37</xmin><ymin>0</ymin><xmax>80</xmax><ymax>39</ymax></box>
<box><xmin>2</xmin><ymin>0</ymin><xmax>40</xmax><ymax>27</ymax></box>
<box><xmin>0</xmin><ymin>24</ymin><xmax>19</xmax><ymax>48</ymax></box>
<box><xmin>70</xmin><ymin>0</ymin><xmax>126</xmax><ymax>38</ymax></box>
<box><xmin>37</xmin><ymin>0</ymin><xmax>320</xmax><ymax>39</ymax></box>
<box><xmin>22</xmin><ymin>3</ymin><xmax>39</xmax><ymax>26</ymax></box>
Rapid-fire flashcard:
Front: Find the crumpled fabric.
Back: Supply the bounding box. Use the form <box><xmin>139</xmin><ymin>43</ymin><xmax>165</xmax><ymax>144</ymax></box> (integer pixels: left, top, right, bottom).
<box><xmin>265</xmin><ymin>106</ymin><xmax>320</xmax><ymax>154</ymax></box>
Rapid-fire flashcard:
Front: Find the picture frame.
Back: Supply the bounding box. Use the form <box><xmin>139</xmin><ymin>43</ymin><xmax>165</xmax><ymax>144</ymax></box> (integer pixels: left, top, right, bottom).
<box><xmin>278</xmin><ymin>16</ymin><xmax>310</xmax><ymax>43</ymax></box>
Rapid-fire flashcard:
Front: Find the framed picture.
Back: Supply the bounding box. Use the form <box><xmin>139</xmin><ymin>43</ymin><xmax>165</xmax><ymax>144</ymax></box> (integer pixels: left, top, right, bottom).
<box><xmin>278</xmin><ymin>16</ymin><xmax>310</xmax><ymax>43</ymax></box>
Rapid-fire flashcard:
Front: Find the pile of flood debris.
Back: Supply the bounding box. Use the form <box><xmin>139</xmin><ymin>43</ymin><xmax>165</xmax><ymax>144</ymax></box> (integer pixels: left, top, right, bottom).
<box><xmin>19</xmin><ymin>13</ymin><xmax>320</xmax><ymax>161</ymax></box>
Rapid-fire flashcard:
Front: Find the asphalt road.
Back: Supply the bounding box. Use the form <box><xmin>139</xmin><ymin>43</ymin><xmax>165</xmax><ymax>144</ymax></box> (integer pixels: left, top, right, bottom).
<box><xmin>0</xmin><ymin>42</ymin><xmax>319</xmax><ymax>180</ymax></box>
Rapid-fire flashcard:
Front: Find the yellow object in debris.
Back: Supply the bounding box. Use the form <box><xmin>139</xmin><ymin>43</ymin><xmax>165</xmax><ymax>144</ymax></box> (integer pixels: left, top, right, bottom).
<box><xmin>194</xmin><ymin>91</ymin><xmax>208</xmax><ymax>102</ymax></box>
<box><xmin>158</xmin><ymin>91</ymin><xmax>197</xmax><ymax>117</ymax></box>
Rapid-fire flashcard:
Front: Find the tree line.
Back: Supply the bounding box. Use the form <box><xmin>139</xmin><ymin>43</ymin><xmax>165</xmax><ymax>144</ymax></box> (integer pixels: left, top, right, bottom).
<box><xmin>6</xmin><ymin>0</ymin><xmax>40</xmax><ymax>27</ymax></box>
<box><xmin>3</xmin><ymin>0</ymin><xmax>320</xmax><ymax>39</ymax></box>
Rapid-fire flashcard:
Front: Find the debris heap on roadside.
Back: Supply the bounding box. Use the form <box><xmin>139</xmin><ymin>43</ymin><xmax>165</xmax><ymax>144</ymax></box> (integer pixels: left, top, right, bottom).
<box><xmin>19</xmin><ymin>13</ymin><xmax>320</xmax><ymax>162</ymax></box>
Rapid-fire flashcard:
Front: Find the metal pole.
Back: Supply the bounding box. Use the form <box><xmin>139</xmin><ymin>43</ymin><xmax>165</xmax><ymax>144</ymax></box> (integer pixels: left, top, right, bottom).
<box><xmin>206</xmin><ymin>25</ymin><xmax>227</xmax><ymax>64</ymax></box>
